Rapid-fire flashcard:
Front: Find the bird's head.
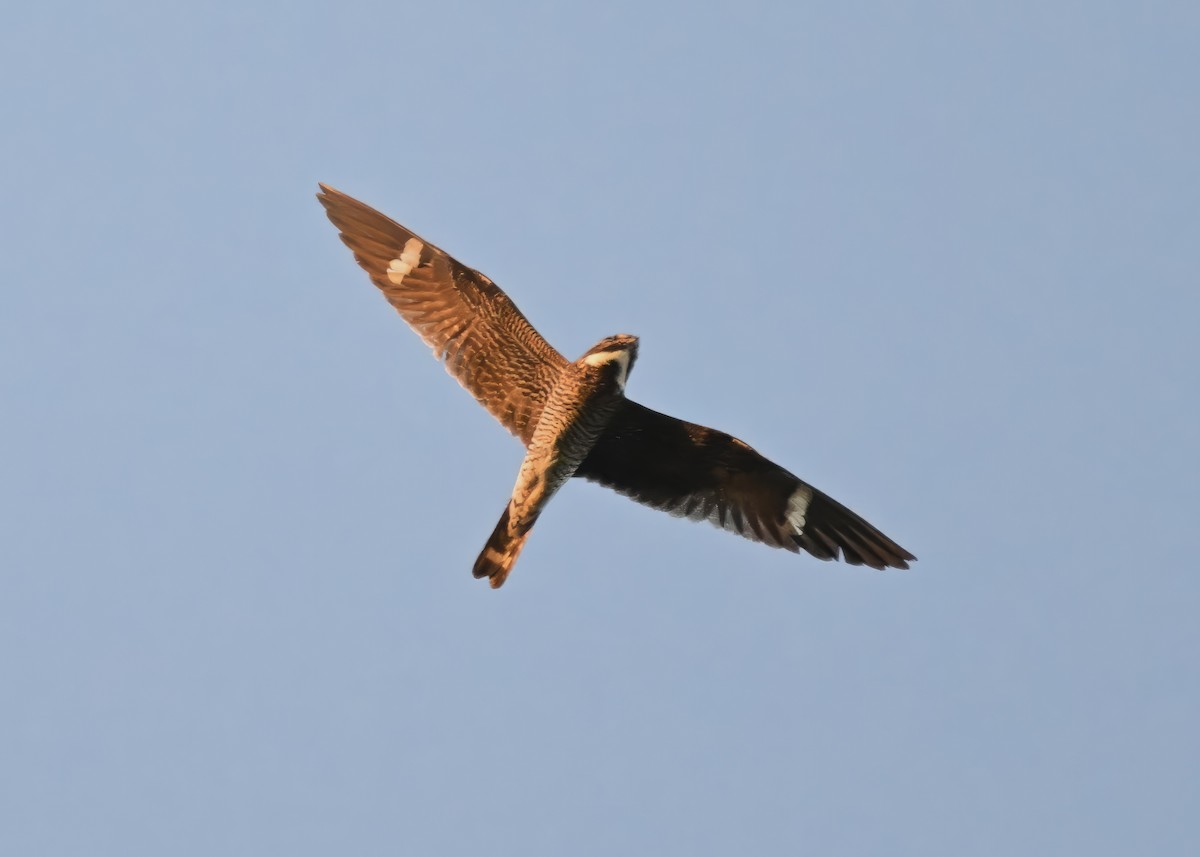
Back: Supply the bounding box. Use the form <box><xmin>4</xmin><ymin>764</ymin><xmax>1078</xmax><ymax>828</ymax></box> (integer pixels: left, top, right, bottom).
<box><xmin>579</xmin><ymin>333</ymin><xmax>639</xmax><ymax>391</ymax></box>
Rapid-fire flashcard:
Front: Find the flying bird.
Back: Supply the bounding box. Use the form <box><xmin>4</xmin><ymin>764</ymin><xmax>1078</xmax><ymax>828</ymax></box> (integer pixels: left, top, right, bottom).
<box><xmin>318</xmin><ymin>184</ymin><xmax>915</xmax><ymax>588</ymax></box>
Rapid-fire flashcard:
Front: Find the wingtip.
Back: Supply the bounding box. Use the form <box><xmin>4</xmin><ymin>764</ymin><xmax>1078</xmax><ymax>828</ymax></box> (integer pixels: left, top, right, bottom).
<box><xmin>867</xmin><ymin>546</ymin><xmax>915</xmax><ymax>571</ymax></box>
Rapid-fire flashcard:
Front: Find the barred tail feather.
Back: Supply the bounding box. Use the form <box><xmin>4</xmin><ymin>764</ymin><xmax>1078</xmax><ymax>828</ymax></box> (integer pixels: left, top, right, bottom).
<box><xmin>472</xmin><ymin>505</ymin><xmax>532</xmax><ymax>589</ymax></box>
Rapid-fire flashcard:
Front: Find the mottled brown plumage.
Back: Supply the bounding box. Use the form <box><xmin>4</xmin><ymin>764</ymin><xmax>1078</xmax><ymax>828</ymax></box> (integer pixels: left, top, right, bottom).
<box><xmin>472</xmin><ymin>336</ymin><xmax>635</xmax><ymax>587</ymax></box>
<box><xmin>318</xmin><ymin>185</ymin><xmax>567</xmax><ymax>446</ymax></box>
<box><xmin>318</xmin><ymin>184</ymin><xmax>915</xmax><ymax>587</ymax></box>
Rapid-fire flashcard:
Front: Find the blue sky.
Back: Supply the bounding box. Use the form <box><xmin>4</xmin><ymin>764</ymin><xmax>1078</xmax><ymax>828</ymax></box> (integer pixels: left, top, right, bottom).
<box><xmin>3</xmin><ymin>2</ymin><xmax>1198</xmax><ymax>854</ymax></box>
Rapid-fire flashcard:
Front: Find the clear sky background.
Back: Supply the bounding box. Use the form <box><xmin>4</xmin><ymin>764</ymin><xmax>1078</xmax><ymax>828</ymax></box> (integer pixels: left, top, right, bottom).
<box><xmin>3</xmin><ymin>2</ymin><xmax>1197</xmax><ymax>855</ymax></box>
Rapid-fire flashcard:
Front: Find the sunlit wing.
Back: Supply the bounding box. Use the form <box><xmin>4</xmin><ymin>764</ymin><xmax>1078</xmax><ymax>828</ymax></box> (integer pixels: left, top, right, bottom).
<box><xmin>318</xmin><ymin>184</ymin><xmax>568</xmax><ymax>445</ymax></box>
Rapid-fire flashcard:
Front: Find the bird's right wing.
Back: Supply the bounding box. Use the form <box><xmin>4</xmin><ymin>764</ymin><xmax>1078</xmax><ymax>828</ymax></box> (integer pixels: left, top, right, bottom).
<box><xmin>318</xmin><ymin>184</ymin><xmax>568</xmax><ymax>446</ymax></box>
<box><xmin>575</xmin><ymin>401</ymin><xmax>915</xmax><ymax>570</ymax></box>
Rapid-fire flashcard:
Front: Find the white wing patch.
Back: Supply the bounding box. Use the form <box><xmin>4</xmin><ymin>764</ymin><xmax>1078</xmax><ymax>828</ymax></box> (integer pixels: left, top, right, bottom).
<box><xmin>786</xmin><ymin>484</ymin><xmax>813</xmax><ymax>536</ymax></box>
<box><xmin>385</xmin><ymin>238</ymin><xmax>424</xmax><ymax>285</ymax></box>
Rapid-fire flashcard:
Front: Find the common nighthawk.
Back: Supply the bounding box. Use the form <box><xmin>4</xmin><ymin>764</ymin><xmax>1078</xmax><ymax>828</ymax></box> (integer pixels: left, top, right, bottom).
<box><xmin>318</xmin><ymin>184</ymin><xmax>915</xmax><ymax>588</ymax></box>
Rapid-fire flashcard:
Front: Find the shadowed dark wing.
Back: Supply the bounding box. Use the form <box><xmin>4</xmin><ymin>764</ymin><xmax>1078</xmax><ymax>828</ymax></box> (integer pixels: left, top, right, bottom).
<box><xmin>575</xmin><ymin>401</ymin><xmax>915</xmax><ymax>570</ymax></box>
<box><xmin>318</xmin><ymin>184</ymin><xmax>568</xmax><ymax>445</ymax></box>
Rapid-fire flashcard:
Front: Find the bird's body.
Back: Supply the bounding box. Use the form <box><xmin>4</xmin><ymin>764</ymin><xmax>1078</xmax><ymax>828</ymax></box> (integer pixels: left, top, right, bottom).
<box><xmin>474</xmin><ymin>336</ymin><xmax>636</xmax><ymax>586</ymax></box>
<box><xmin>318</xmin><ymin>184</ymin><xmax>915</xmax><ymax>587</ymax></box>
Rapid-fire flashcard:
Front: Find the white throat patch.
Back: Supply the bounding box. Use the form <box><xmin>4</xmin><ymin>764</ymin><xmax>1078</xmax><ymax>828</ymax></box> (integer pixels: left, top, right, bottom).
<box><xmin>385</xmin><ymin>238</ymin><xmax>424</xmax><ymax>285</ymax></box>
<box><xmin>582</xmin><ymin>348</ymin><xmax>631</xmax><ymax>389</ymax></box>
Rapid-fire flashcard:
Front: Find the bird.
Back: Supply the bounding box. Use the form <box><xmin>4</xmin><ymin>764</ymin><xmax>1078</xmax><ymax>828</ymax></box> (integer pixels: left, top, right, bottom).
<box><xmin>317</xmin><ymin>184</ymin><xmax>915</xmax><ymax>588</ymax></box>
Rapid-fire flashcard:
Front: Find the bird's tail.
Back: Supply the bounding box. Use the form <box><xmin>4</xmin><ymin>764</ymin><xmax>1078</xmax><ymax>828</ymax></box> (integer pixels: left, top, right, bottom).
<box><xmin>472</xmin><ymin>504</ymin><xmax>533</xmax><ymax>589</ymax></box>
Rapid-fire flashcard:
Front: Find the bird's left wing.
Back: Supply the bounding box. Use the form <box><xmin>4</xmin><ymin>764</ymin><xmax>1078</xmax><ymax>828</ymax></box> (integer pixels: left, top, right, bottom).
<box><xmin>318</xmin><ymin>184</ymin><xmax>568</xmax><ymax>446</ymax></box>
<box><xmin>575</xmin><ymin>401</ymin><xmax>915</xmax><ymax>570</ymax></box>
